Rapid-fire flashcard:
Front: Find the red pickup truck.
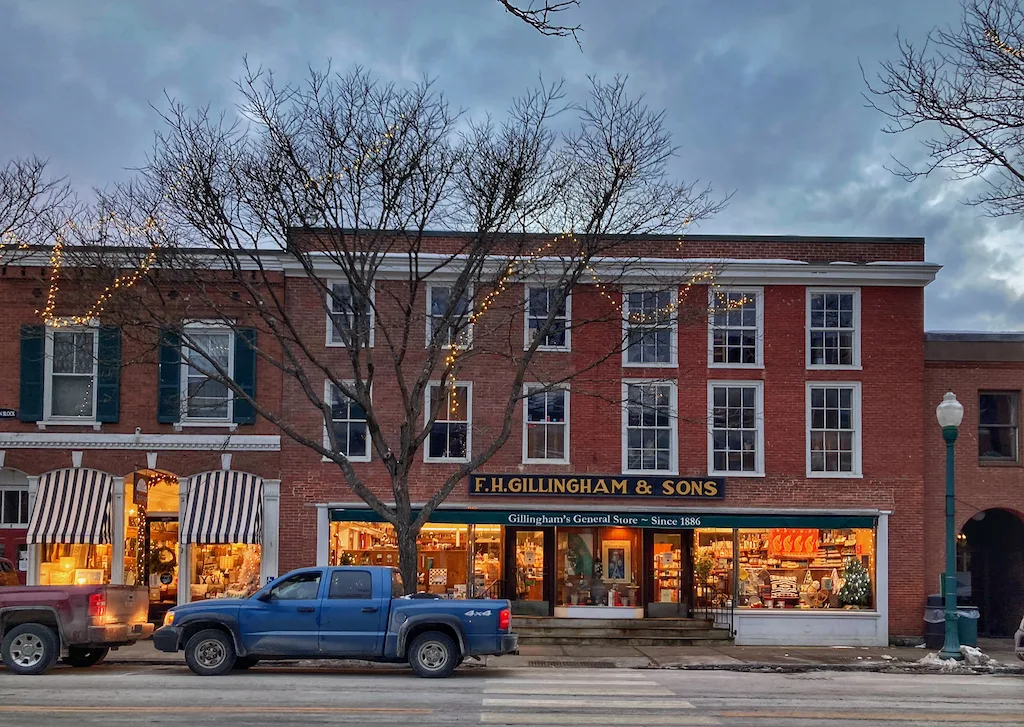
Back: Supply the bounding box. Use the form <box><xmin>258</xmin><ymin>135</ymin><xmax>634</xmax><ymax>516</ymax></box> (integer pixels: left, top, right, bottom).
<box><xmin>0</xmin><ymin>584</ymin><xmax>153</xmax><ymax>674</ymax></box>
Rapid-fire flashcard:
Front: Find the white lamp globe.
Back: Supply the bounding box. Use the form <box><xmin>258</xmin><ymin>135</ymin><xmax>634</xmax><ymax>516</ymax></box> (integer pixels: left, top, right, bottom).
<box><xmin>936</xmin><ymin>392</ymin><xmax>964</xmax><ymax>429</ymax></box>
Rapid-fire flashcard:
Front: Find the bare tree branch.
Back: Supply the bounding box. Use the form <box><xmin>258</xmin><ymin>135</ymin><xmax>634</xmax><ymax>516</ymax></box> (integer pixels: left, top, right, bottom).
<box><xmin>497</xmin><ymin>0</ymin><xmax>583</xmax><ymax>49</ymax></box>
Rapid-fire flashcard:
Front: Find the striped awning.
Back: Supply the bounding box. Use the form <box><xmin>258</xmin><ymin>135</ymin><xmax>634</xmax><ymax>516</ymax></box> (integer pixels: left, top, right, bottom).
<box><xmin>182</xmin><ymin>471</ymin><xmax>264</xmax><ymax>545</ymax></box>
<box><xmin>27</xmin><ymin>468</ymin><xmax>114</xmax><ymax>545</ymax></box>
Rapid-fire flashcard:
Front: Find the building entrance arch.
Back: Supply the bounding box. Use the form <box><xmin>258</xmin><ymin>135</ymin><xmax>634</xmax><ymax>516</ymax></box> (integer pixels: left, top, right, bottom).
<box><xmin>960</xmin><ymin>508</ymin><xmax>1024</xmax><ymax>637</ymax></box>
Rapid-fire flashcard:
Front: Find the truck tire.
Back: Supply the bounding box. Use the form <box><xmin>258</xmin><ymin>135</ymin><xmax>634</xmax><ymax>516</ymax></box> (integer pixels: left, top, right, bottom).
<box><xmin>1</xmin><ymin>623</ymin><xmax>59</xmax><ymax>675</ymax></box>
<box><xmin>233</xmin><ymin>656</ymin><xmax>259</xmax><ymax>670</ymax></box>
<box><xmin>63</xmin><ymin>646</ymin><xmax>110</xmax><ymax>668</ymax></box>
<box><xmin>184</xmin><ymin>629</ymin><xmax>236</xmax><ymax>676</ymax></box>
<box><xmin>408</xmin><ymin>630</ymin><xmax>459</xmax><ymax>678</ymax></box>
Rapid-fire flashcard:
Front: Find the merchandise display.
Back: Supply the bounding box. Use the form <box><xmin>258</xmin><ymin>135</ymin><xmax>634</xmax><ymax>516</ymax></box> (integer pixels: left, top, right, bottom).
<box><xmin>190</xmin><ymin>543</ymin><xmax>261</xmax><ymax>600</ymax></box>
<box><xmin>39</xmin><ymin>543</ymin><xmax>111</xmax><ymax>586</ymax></box>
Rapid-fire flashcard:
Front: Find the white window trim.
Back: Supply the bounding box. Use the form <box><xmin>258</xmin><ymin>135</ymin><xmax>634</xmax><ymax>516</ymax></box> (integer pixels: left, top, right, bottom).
<box><xmin>806</xmin><ymin>288</ymin><xmax>862</xmax><ymax>370</ymax></box>
<box><xmin>0</xmin><ymin>486</ymin><xmax>30</xmax><ymax>528</ymax></box>
<box><xmin>325</xmin><ymin>280</ymin><xmax>375</xmax><ymax>348</ymax></box>
<box><xmin>179</xmin><ymin>323</ymin><xmax>235</xmax><ymax>424</ymax></box>
<box><xmin>621</xmin><ymin>288</ymin><xmax>678</xmax><ymax>368</ymax></box>
<box><xmin>523</xmin><ymin>286</ymin><xmax>571</xmax><ymax>352</ymax></box>
<box><xmin>707</xmin><ymin>286</ymin><xmax>764</xmax><ymax>369</ymax></box>
<box><xmin>43</xmin><ymin>324</ymin><xmax>100</xmax><ymax>425</ymax></box>
<box><xmin>425</xmin><ymin>283</ymin><xmax>473</xmax><ymax>350</ymax></box>
<box><xmin>621</xmin><ymin>378</ymin><xmax>679</xmax><ymax>475</ymax></box>
<box><xmin>322</xmin><ymin>380</ymin><xmax>372</xmax><ymax>463</ymax></box>
<box><xmin>522</xmin><ymin>383</ymin><xmax>571</xmax><ymax>465</ymax></box>
<box><xmin>707</xmin><ymin>380</ymin><xmax>765</xmax><ymax>477</ymax></box>
<box><xmin>423</xmin><ymin>380</ymin><xmax>473</xmax><ymax>463</ymax></box>
<box><xmin>805</xmin><ymin>381</ymin><xmax>863</xmax><ymax>479</ymax></box>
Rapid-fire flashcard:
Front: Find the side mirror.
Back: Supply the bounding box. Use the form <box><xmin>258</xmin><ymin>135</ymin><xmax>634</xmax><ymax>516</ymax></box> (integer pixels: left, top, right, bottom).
<box><xmin>256</xmin><ymin>590</ymin><xmax>272</xmax><ymax>602</ymax></box>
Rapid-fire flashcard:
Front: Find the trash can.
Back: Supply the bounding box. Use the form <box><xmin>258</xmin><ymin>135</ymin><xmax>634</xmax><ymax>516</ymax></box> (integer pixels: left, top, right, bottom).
<box><xmin>924</xmin><ymin>594</ymin><xmax>945</xmax><ymax>649</ymax></box>
<box><xmin>957</xmin><ymin>606</ymin><xmax>980</xmax><ymax>647</ymax></box>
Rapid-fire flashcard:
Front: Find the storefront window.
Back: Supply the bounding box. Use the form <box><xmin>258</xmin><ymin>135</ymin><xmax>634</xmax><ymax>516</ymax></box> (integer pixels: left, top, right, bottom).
<box><xmin>39</xmin><ymin>543</ymin><xmax>111</xmax><ymax>585</ymax></box>
<box><xmin>556</xmin><ymin>527</ymin><xmax>641</xmax><ymax>608</ymax></box>
<box><xmin>190</xmin><ymin>543</ymin><xmax>262</xmax><ymax>600</ymax></box>
<box><xmin>694</xmin><ymin>528</ymin><xmax>734</xmax><ymax>609</ymax></box>
<box><xmin>736</xmin><ymin>527</ymin><xmax>876</xmax><ymax>610</ymax></box>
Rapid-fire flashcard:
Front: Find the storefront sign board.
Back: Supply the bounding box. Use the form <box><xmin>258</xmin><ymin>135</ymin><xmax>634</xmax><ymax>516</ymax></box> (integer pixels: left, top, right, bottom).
<box><xmin>469</xmin><ymin>474</ymin><xmax>725</xmax><ymax>499</ymax></box>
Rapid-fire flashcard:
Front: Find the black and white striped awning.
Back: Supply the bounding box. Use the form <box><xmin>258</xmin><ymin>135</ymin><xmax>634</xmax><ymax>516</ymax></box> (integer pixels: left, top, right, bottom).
<box><xmin>27</xmin><ymin>468</ymin><xmax>113</xmax><ymax>545</ymax></box>
<box><xmin>182</xmin><ymin>471</ymin><xmax>264</xmax><ymax>545</ymax></box>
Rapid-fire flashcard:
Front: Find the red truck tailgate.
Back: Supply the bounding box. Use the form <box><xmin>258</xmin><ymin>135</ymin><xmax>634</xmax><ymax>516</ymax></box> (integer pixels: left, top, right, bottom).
<box><xmin>100</xmin><ymin>585</ymin><xmax>150</xmax><ymax>626</ymax></box>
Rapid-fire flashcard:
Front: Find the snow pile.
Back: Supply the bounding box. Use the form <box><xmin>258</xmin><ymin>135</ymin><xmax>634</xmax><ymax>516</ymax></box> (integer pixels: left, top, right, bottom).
<box><xmin>917</xmin><ymin>645</ymin><xmax>999</xmax><ymax>670</ymax></box>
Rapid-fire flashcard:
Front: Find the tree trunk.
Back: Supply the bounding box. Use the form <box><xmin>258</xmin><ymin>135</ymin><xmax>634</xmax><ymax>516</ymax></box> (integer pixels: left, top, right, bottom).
<box><xmin>396</xmin><ymin>522</ymin><xmax>420</xmax><ymax>595</ymax></box>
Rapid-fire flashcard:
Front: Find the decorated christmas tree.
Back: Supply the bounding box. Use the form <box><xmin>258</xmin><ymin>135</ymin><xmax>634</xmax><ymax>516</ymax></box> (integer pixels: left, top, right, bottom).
<box><xmin>838</xmin><ymin>558</ymin><xmax>871</xmax><ymax>607</ymax></box>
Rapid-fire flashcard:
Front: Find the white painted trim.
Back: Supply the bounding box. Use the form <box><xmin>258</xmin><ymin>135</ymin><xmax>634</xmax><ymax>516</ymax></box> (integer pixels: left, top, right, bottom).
<box><xmin>426</xmin><ymin>283</ymin><xmax>473</xmax><ymax>349</ymax></box>
<box><xmin>621</xmin><ymin>379</ymin><xmax>679</xmax><ymax>476</ymax></box>
<box><xmin>324</xmin><ymin>499</ymin><xmax>886</xmax><ymax>516</ymax></box>
<box><xmin>110</xmin><ymin>477</ymin><xmax>125</xmax><ymax>585</ymax></box>
<box><xmin>173</xmin><ymin>421</ymin><xmax>238</xmax><ymax>432</ymax></box>
<box><xmin>806</xmin><ymin>287</ymin><xmax>862</xmax><ymax>370</ymax></box>
<box><xmin>621</xmin><ymin>287</ymin><xmax>678</xmax><ymax>368</ymax></box>
<box><xmin>0</xmin><ymin>433</ymin><xmax>281</xmax><ymax>451</ymax></box>
<box><xmin>876</xmin><ymin>511</ymin><xmax>890</xmax><ymax>645</ymax></box>
<box><xmin>316</xmin><ymin>505</ymin><xmax>330</xmax><ymax>567</ymax></box>
<box><xmin>707</xmin><ymin>380</ymin><xmax>765</xmax><ymax>477</ymax></box>
<box><xmin>43</xmin><ymin>325</ymin><xmax>99</xmax><ymax>426</ymax></box>
<box><xmin>522</xmin><ymin>384</ymin><xmax>570</xmax><ymax>465</ymax></box>
<box><xmin>178</xmin><ymin>482</ymin><xmax>190</xmax><ymax>606</ymax></box>
<box><xmin>180</xmin><ymin>324</ymin><xmax>235</xmax><ymax>424</ymax></box>
<box><xmin>323</xmin><ymin>380</ymin><xmax>372</xmax><ymax>462</ymax></box>
<box><xmin>26</xmin><ymin>476</ymin><xmax>39</xmax><ymax>586</ymax></box>
<box><xmin>523</xmin><ymin>286</ymin><xmax>571</xmax><ymax>352</ymax></box>
<box><xmin>325</xmin><ymin>279</ymin><xmax>376</xmax><ymax>348</ymax></box>
<box><xmin>423</xmin><ymin>380</ymin><xmax>473</xmax><ymax>463</ymax></box>
<box><xmin>805</xmin><ymin>381</ymin><xmax>863</xmax><ymax>478</ymax></box>
<box><xmin>261</xmin><ymin>479</ymin><xmax>281</xmax><ymax>586</ymax></box>
<box><xmin>707</xmin><ymin>286</ymin><xmax>764</xmax><ymax>369</ymax></box>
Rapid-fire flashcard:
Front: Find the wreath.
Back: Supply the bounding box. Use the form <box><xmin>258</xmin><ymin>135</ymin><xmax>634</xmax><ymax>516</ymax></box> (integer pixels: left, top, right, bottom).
<box><xmin>148</xmin><ymin>546</ymin><xmax>177</xmax><ymax>574</ymax></box>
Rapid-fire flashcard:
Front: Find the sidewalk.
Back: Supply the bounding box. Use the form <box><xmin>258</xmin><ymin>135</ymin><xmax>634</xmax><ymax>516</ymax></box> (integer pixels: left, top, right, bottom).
<box><xmin>105</xmin><ymin>637</ymin><xmax>1024</xmax><ymax>674</ymax></box>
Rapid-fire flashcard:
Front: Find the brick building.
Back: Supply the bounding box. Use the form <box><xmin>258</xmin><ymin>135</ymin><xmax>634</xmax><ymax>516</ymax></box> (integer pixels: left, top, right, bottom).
<box><xmin>0</xmin><ymin>232</ymin><xmax>950</xmax><ymax>645</ymax></box>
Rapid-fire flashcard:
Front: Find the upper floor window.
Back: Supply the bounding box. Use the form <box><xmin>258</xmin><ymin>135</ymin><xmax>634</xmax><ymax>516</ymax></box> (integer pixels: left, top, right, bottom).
<box><xmin>45</xmin><ymin>327</ymin><xmax>97</xmax><ymax>420</ymax></box>
<box><xmin>427</xmin><ymin>285</ymin><xmax>472</xmax><ymax>349</ymax></box>
<box><xmin>0</xmin><ymin>489</ymin><xmax>29</xmax><ymax>526</ymax></box>
<box><xmin>709</xmin><ymin>288</ymin><xmax>762</xmax><ymax>368</ymax></box>
<box><xmin>623</xmin><ymin>381</ymin><xmax>677</xmax><ymax>473</ymax></box>
<box><xmin>524</xmin><ymin>386</ymin><xmax>569</xmax><ymax>463</ymax></box>
<box><xmin>807</xmin><ymin>382</ymin><xmax>862</xmax><ymax>477</ymax></box>
<box><xmin>708</xmin><ymin>382</ymin><xmax>764</xmax><ymax>476</ymax></box>
<box><xmin>623</xmin><ymin>290</ymin><xmax>677</xmax><ymax>366</ymax></box>
<box><xmin>425</xmin><ymin>382</ymin><xmax>471</xmax><ymax>462</ymax></box>
<box><xmin>181</xmin><ymin>326</ymin><xmax>233</xmax><ymax>422</ymax></box>
<box><xmin>807</xmin><ymin>289</ymin><xmax>860</xmax><ymax>368</ymax></box>
<box><xmin>326</xmin><ymin>382</ymin><xmax>370</xmax><ymax>462</ymax></box>
<box><xmin>525</xmin><ymin>286</ymin><xmax>570</xmax><ymax>351</ymax></box>
<box><xmin>327</xmin><ymin>282</ymin><xmax>374</xmax><ymax>348</ymax></box>
<box><xmin>979</xmin><ymin>392</ymin><xmax>1018</xmax><ymax>462</ymax></box>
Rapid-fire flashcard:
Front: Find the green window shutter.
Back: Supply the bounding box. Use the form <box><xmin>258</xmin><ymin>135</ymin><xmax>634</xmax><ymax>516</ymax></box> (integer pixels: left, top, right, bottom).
<box><xmin>18</xmin><ymin>325</ymin><xmax>45</xmax><ymax>422</ymax></box>
<box><xmin>157</xmin><ymin>329</ymin><xmax>181</xmax><ymax>423</ymax></box>
<box><xmin>96</xmin><ymin>327</ymin><xmax>121</xmax><ymax>423</ymax></box>
<box><xmin>232</xmin><ymin>328</ymin><xmax>257</xmax><ymax>425</ymax></box>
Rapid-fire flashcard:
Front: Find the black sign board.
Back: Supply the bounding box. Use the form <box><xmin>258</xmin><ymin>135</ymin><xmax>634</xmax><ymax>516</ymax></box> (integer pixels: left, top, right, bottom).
<box><xmin>0</xmin><ymin>409</ymin><xmax>16</xmax><ymax>419</ymax></box>
<box><xmin>469</xmin><ymin>473</ymin><xmax>725</xmax><ymax>500</ymax></box>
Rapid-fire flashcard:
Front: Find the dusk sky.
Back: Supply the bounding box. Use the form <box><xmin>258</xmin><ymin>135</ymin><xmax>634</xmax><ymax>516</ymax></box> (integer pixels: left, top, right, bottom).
<box><xmin>1</xmin><ymin>0</ymin><xmax>1016</xmax><ymax>331</ymax></box>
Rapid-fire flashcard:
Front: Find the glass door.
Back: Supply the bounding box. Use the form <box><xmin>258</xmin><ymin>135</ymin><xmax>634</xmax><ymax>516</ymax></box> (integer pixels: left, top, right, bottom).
<box><xmin>147</xmin><ymin>517</ymin><xmax>180</xmax><ymax>624</ymax></box>
<box><xmin>648</xmin><ymin>531</ymin><xmax>690</xmax><ymax>617</ymax></box>
<box><xmin>505</xmin><ymin>528</ymin><xmax>552</xmax><ymax>615</ymax></box>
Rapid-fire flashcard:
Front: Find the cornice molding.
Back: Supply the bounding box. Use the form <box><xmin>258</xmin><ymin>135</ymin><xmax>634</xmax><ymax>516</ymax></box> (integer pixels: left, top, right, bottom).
<box><xmin>0</xmin><ymin>433</ymin><xmax>281</xmax><ymax>451</ymax></box>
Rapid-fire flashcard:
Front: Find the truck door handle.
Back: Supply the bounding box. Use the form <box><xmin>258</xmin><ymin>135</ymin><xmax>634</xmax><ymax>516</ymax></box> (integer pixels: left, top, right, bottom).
<box><xmin>361</xmin><ymin>607</ymin><xmax>378</xmax><ymax>613</ymax></box>
<box><xmin>297</xmin><ymin>606</ymin><xmax>315</xmax><ymax>613</ymax></box>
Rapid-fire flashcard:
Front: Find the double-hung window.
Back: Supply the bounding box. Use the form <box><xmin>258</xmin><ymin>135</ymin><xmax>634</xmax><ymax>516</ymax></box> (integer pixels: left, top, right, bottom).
<box><xmin>979</xmin><ymin>392</ymin><xmax>1019</xmax><ymax>462</ymax></box>
<box><xmin>708</xmin><ymin>381</ymin><xmax>764</xmax><ymax>475</ymax></box>
<box><xmin>0</xmin><ymin>489</ymin><xmax>29</xmax><ymax>527</ymax></box>
<box><xmin>807</xmin><ymin>289</ymin><xmax>860</xmax><ymax>368</ymax></box>
<box><xmin>524</xmin><ymin>385</ymin><xmax>569</xmax><ymax>463</ymax></box>
<box><xmin>623</xmin><ymin>290</ymin><xmax>676</xmax><ymax>366</ymax></box>
<box><xmin>327</xmin><ymin>281</ymin><xmax>374</xmax><ymax>347</ymax></box>
<box><xmin>45</xmin><ymin>327</ymin><xmax>98</xmax><ymax>420</ymax></box>
<box><xmin>525</xmin><ymin>286</ymin><xmax>570</xmax><ymax>351</ymax></box>
<box><xmin>181</xmin><ymin>326</ymin><xmax>233</xmax><ymax>422</ymax></box>
<box><xmin>807</xmin><ymin>382</ymin><xmax>862</xmax><ymax>477</ymax></box>
<box><xmin>425</xmin><ymin>382</ymin><xmax>471</xmax><ymax>462</ymax></box>
<box><xmin>326</xmin><ymin>382</ymin><xmax>370</xmax><ymax>461</ymax></box>
<box><xmin>623</xmin><ymin>381</ymin><xmax>677</xmax><ymax>473</ymax></box>
<box><xmin>709</xmin><ymin>288</ymin><xmax>762</xmax><ymax>367</ymax></box>
<box><xmin>427</xmin><ymin>285</ymin><xmax>472</xmax><ymax>348</ymax></box>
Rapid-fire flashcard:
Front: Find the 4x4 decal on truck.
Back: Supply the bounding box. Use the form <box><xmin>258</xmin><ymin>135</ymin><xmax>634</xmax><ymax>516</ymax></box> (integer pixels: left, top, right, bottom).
<box><xmin>464</xmin><ymin>610</ymin><xmax>492</xmax><ymax>617</ymax></box>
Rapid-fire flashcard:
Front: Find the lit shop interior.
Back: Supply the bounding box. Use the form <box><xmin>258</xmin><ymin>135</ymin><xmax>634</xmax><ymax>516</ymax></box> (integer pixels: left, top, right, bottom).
<box><xmin>328</xmin><ymin>517</ymin><xmax>877</xmax><ymax>617</ymax></box>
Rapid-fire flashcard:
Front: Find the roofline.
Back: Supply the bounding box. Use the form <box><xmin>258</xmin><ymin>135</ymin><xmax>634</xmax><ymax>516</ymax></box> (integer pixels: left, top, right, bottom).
<box><xmin>926</xmin><ymin>331</ymin><xmax>1024</xmax><ymax>342</ymax></box>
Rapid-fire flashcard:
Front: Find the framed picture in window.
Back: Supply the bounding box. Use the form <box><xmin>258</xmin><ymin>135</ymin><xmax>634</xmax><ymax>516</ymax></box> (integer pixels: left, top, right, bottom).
<box><xmin>602</xmin><ymin>540</ymin><xmax>631</xmax><ymax>583</ymax></box>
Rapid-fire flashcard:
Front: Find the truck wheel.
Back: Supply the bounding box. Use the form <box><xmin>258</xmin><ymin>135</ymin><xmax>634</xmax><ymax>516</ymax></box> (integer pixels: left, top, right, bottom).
<box><xmin>184</xmin><ymin>629</ymin><xmax>236</xmax><ymax>676</ymax></box>
<box><xmin>1</xmin><ymin>623</ymin><xmax>58</xmax><ymax>675</ymax></box>
<box><xmin>63</xmin><ymin>646</ymin><xmax>110</xmax><ymax>668</ymax></box>
<box><xmin>233</xmin><ymin>656</ymin><xmax>259</xmax><ymax>670</ymax></box>
<box><xmin>408</xmin><ymin>631</ymin><xmax>459</xmax><ymax>678</ymax></box>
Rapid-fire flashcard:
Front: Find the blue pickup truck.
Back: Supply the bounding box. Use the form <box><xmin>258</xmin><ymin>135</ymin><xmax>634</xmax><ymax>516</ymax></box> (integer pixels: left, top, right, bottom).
<box><xmin>152</xmin><ymin>566</ymin><xmax>518</xmax><ymax>678</ymax></box>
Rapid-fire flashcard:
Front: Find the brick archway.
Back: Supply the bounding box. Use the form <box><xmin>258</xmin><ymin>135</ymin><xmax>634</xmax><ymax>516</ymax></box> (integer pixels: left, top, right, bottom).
<box><xmin>960</xmin><ymin>508</ymin><xmax>1024</xmax><ymax>637</ymax></box>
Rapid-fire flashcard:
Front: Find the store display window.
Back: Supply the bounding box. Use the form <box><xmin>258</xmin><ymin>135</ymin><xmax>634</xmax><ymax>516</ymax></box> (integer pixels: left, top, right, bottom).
<box><xmin>556</xmin><ymin>527</ymin><xmax>641</xmax><ymax>608</ymax></box>
<box><xmin>471</xmin><ymin>525</ymin><xmax>502</xmax><ymax>598</ymax></box>
<box><xmin>39</xmin><ymin>543</ymin><xmax>111</xmax><ymax>586</ymax></box>
<box><xmin>736</xmin><ymin>527</ymin><xmax>876</xmax><ymax>610</ymax></box>
<box><xmin>190</xmin><ymin>543</ymin><xmax>262</xmax><ymax>600</ymax></box>
<box><xmin>694</xmin><ymin>528</ymin><xmax>734</xmax><ymax>609</ymax></box>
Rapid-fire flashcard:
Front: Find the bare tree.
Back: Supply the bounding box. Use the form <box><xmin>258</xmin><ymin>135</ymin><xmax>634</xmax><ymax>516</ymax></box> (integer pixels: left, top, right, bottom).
<box><xmin>497</xmin><ymin>0</ymin><xmax>583</xmax><ymax>46</ymax></box>
<box><xmin>866</xmin><ymin>0</ymin><xmax>1024</xmax><ymax>217</ymax></box>
<box><xmin>0</xmin><ymin>157</ymin><xmax>73</xmax><ymax>263</ymax></box>
<box><xmin>73</xmin><ymin>65</ymin><xmax>725</xmax><ymax>591</ymax></box>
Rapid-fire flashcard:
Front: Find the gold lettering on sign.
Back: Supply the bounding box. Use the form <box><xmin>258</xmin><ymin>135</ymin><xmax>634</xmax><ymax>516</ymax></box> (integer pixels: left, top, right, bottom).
<box><xmin>552</xmin><ymin>478</ymin><xmax>565</xmax><ymax>493</ymax></box>
<box><xmin>594</xmin><ymin>479</ymin><xmax>609</xmax><ymax>494</ymax></box>
<box><xmin>612</xmin><ymin>479</ymin><xmax>628</xmax><ymax>494</ymax></box>
<box><xmin>703</xmin><ymin>480</ymin><xmax>719</xmax><ymax>497</ymax></box>
<box><xmin>635</xmin><ymin>479</ymin><xmax>652</xmax><ymax>495</ymax></box>
<box><xmin>474</xmin><ymin>477</ymin><xmax>487</xmax><ymax>493</ymax></box>
<box><xmin>491</xmin><ymin>477</ymin><xmax>505</xmax><ymax>493</ymax></box>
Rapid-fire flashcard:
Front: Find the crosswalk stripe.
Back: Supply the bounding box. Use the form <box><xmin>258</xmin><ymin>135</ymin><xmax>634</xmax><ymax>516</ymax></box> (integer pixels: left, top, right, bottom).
<box><xmin>483</xmin><ymin>678</ymin><xmax>656</xmax><ymax>686</ymax></box>
<box><xmin>487</xmin><ymin>670</ymin><xmax>652</xmax><ymax>680</ymax></box>
<box><xmin>479</xmin><ymin>714</ymin><xmax>718</xmax><ymax>725</ymax></box>
<box><xmin>482</xmin><ymin>698</ymin><xmax>695</xmax><ymax>710</ymax></box>
<box><xmin>484</xmin><ymin>684</ymin><xmax>674</xmax><ymax>696</ymax></box>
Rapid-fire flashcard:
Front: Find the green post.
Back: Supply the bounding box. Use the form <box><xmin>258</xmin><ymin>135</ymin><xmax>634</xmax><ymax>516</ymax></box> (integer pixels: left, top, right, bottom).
<box><xmin>939</xmin><ymin>425</ymin><xmax>963</xmax><ymax>660</ymax></box>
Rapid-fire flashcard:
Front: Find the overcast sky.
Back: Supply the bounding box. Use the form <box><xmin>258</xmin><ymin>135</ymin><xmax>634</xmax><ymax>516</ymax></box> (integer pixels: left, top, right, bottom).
<box><xmin>1</xmin><ymin>0</ymin><xmax>1019</xmax><ymax>331</ymax></box>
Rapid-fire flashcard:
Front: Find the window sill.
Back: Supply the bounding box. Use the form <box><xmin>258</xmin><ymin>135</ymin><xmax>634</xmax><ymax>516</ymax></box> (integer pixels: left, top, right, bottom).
<box><xmin>806</xmin><ymin>364</ymin><xmax>863</xmax><ymax>371</ymax></box>
<box><xmin>173</xmin><ymin>421</ymin><xmax>238</xmax><ymax>432</ymax></box>
<box><xmin>529</xmin><ymin>346</ymin><xmax>571</xmax><ymax>354</ymax></box>
<box><xmin>424</xmin><ymin>457</ymin><xmax>471</xmax><ymax>464</ymax></box>
<box><xmin>708</xmin><ymin>362</ymin><xmax>764</xmax><ymax>370</ymax></box>
<box><xmin>622</xmin><ymin>469</ymin><xmax>679</xmax><ymax>476</ymax></box>
<box><xmin>806</xmin><ymin>471</ymin><xmax>863</xmax><ymax>479</ymax></box>
<box><xmin>522</xmin><ymin>459</ymin><xmax>571</xmax><ymax>466</ymax></box>
<box><xmin>322</xmin><ymin>454</ymin><xmax>371</xmax><ymax>463</ymax></box>
<box><xmin>37</xmin><ymin>421</ymin><xmax>102</xmax><ymax>431</ymax></box>
<box><xmin>978</xmin><ymin>458</ymin><xmax>1021</xmax><ymax>467</ymax></box>
<box><xmin>622</xmin><ymin>361</ymin><xmax>677</xmax><ymax>369</ymax></box>
<box><xmin>709</xmin><ymin>470</ymin><xmax>764</xmax><ymax>478</ymax></box>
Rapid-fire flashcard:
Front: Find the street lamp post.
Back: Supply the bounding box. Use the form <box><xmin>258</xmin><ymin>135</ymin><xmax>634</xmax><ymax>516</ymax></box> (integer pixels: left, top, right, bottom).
<box><xmin>935</xmin><ymin>391</ymin><xmax>964</xmax><ymax>661</ymax></box>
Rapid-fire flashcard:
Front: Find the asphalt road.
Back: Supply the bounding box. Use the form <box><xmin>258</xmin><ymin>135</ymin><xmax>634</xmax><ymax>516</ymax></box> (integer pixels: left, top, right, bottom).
<box><xmin>0</xmin><ymin>664</ymin><xmax>1021</xmax><ymax>726</ymax></box>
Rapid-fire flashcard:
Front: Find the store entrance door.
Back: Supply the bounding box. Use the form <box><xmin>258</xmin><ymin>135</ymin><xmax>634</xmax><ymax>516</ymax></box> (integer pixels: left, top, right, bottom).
<box><xmin>146</xmin><ymin>517</ymin><xmax>180</xmax><ymax>625</ymax></box>
<box><xmin>504</xmin><ymin>527</ymin><xmax>554</xmax><ymax>616</ymax></box>
<box><xmin>645</xmin><ymin>530</ymin><xmax>692</xmax><ymax>617</ymax></box>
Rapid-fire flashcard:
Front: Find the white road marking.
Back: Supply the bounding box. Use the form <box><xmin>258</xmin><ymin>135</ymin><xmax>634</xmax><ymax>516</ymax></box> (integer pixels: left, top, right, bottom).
<box><xmin>479</xmin><ymin>714</ymin><xmax>718</xmax><ymax>725</ymax></box>
<box><xmin>482</xmin><ymin>678</ymin><xmax>655</xmax><ymax>686</ymax></box>
<box><xmin>483</xmin><ymin>684</ymin><xmax>673</xmax><ymax>696</ymax></box>
<box><xmin>481</xmin><ymin>698</ymin><xmax>695</xmax><ymax>709</ymax></box>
